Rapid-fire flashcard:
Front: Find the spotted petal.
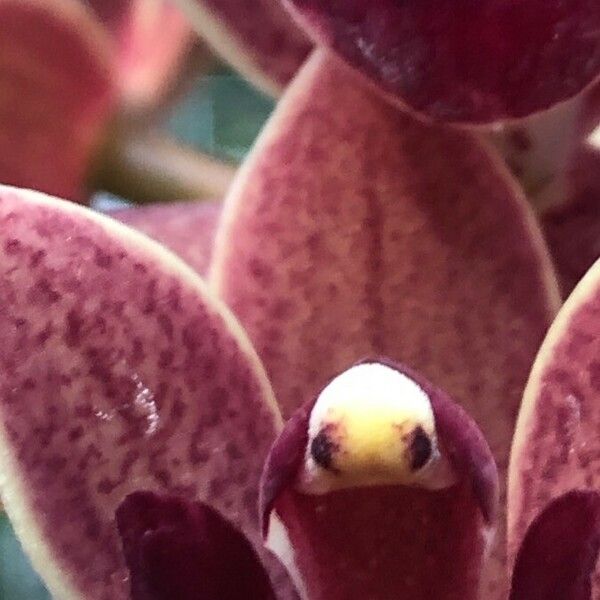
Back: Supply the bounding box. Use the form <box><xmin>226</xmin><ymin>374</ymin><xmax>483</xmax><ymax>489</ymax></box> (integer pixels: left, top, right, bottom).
<box><xmin>509</xmin><ymin>256</ymin><xmax>600</xmax><ymax>595</ymax></box>
<box><xmin>0</xmin><ymin>186</ymin><xmax>282</xmax><ymax>599</ymax></box>
<box><xmin>210</xmin><ymin>50</ymin><xmax>560</xmax><ymax>596</ymax></box>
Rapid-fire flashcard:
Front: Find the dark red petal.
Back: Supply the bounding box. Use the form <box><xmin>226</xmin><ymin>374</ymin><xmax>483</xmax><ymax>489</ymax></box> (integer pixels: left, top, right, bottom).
<box><xmin>261</xmin><ymin>362</ymin><xmax>498</xmax><ymax>600</ymax></box>
<box><xmin>508</xmin><ymin>256</ymin><xmax>600</xmax><ymax>594</ymax></box>
<box><xmin>211</xmin><ymin>50</ymin><xmax>560</xmax><ymax>595</ymax></box>
<box><xmin>0</xmin><ymin>186</ymin><xmax>282</xmax><ymax>599</ymax></box>
<box><xmin>179</xmin><ymin>0</ymin><xmax>312</xmax><ymax>93</ymax></box>
<box><xmin>541</xmin><ymin>145</ymin><xmax>600</xmax><ymax>297</ymax></box>
<box><xmin>111</xmin><ymin>201</ymin><xmax>222</xmax><ymax>277</ymax></box>
<box><xmin>510</xmin><ymin>491</ymin><xmax>600</xmax><ymax>600</ymax></box>
<box><xmin>285</xmin><ymin>0</ymin><xmax>600</xmax><ymax>124</ymax></box>
<box><xmin>116</xmin><ymin>491</ymin><xmax>276</xmax><ymax>600</ymax></box>
<box><xmin>0</xmin><ymin>0</ymin><xmax>115</xmax><ymax>201</ymax></box>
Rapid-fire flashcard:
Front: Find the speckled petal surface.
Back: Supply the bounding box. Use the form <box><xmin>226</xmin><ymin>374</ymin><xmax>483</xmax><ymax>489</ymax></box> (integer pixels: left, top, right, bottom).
<box><xmin>176</xmin><ymin>0</ymin><xmax>311</xmax><ymax>94</ymax></box>
<box><xmin>285</xmin><ymin>0</ymin><xmax>600</xmax><ymax>124</ymax></box>
<box><xmin>0</xmin><ymin>186</ymin><xmax>283</xmax><ymax>600</ymax></box>
<box><xmin>260</xmin><ymin>364</ymin><xmax>498</xmax><ymax>600</ymax></box>
<box><xmin>509</xmin><ymin>490</ymin><xmax>600</xmax><ymax>600</ymax></box>
<box><xmin>111</xmin><ymin>201</ymin><xmax>221</xmax><ymax>277</ymax></box>
<box><xmin>211</xmin><ymin>50</ymin><xmax>560</xmax><ymax>596</ymax></box>
<box><xmin>542</xmin><ymin>146</ymin><xmax>600</xmax><ymax>297</ymax></box>
<box><xmin>0</xmin><ymin>0</ymin><xmax>115</xmax><ymax>201</ymax></box>
<box><xmin>509</xmin><ymin>258</ymin><xmax>600</xmax><ymax>594</ymax></box>
<box><xmin>117</xmin><ymin>491</ymin><xmax>276</xmax><ymax>600</ymax></box>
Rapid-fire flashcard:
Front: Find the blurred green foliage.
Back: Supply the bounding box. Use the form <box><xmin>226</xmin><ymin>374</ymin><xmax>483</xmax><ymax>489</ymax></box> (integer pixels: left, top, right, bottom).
<box><xmin>167</xmin><ymin>68</ymin><xmax>274</xmax><ymax>161</ymax></box>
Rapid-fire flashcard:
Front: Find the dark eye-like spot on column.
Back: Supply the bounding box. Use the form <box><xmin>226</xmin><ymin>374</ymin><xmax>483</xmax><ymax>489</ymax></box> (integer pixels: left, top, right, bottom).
<box><xmin>311</xmin><ymin>427</ymin><xmax>340</xmax><ymax>473</ymax></box>
<box><xmin>409</xmin><ymin>426</ymin><xmax>432</xmax><ymax>471</ymax></box>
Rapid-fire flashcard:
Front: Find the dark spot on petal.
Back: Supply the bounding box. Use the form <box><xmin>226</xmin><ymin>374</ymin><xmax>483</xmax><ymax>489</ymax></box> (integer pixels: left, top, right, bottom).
<box><xmin>311</xmin><ymin>427</ymin><xmax>340</xmax><ymax>472</ymax></box>
<box><xmin>408</xmin><ymin>426</ymin><xmax>432</xmax><ymax>471</ymax></box>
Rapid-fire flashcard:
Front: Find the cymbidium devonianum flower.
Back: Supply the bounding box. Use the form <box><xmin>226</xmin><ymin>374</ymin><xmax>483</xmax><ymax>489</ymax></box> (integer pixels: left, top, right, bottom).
<box><xmin>2</xmin><ymin>1</ymin><xmax>600</xmax><ymax>600</ymax></box>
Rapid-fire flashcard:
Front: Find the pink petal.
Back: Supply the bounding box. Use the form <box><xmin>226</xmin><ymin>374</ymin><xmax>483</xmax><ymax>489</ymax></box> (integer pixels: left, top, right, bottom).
<box><xmin>116</xmin><ymin>491</ymin><xmax>276</xmax><ymax>600</ymax></box>
<box><xmin>509</xmin><ymin>490</ymin><xmax>600</xmax><ymax>600</ymax></box>
<box><xmin>260</xmin><ymin>362</ymin><xmax>498</xmax><ymax>600</ymax></box>
<box><xmin>508</xmin><ymin>254</ymin><xmax>600</xmax><ymax>591</ymax></box>
<box><xmin>178</xmin><ymin>0</ymin><xmax>312</xmax><ymax>94</ymax></box>
<box><xmin>111</xmin><ymin>201</ymin><xmax>222</xmax><ymax>277</ymax></box>
<box><xmin>541</xmin><ymin>145</ymin><xmax>600</xmax><ymax>297</ymax></box>
<box><xmin>210</xmin><ymin>50</ymin><xmax>560</xmax><ymax>596</ymax></box>
<box><xmin>285</xmin><ymin>0</ymin><xmax>600</xmax><ymax>124</ymax></box>
<box><xmin>115</xmin><ymin>1</ymin><xmax>196</xmax><ymax>114</ymax></box>
<box><xmin>88</xmin><ymin>0</ymin><xmax>195</xmax><ymax>113</ymax></box>
<box><xmin>0</xmin><ymin>186</ymin><xmax>283</xmax><ymax>599</ymax></box>
<box><xmin>0</xmin><ymin>0</ymin><xmax>115</xmax><ymax>201</ymax></box>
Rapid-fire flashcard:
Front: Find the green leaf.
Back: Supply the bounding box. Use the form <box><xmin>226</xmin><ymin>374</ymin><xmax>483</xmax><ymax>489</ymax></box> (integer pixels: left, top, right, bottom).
<box><xmin>0</xmin><ymin>516</ymin><xmax>49</xmax><ymax>599</ymax></box>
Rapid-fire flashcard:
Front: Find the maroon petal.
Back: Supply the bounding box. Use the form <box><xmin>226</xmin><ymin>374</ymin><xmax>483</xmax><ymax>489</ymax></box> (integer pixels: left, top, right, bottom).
<box><xmin>116</xmin><ymin>491</ymin><xmax>276</xmax><ymax>600</ymax></box>
<box><xmin>508</xmin><ymin>255</ymin><xmax>600</xmax><ymax>593</ymax></box>
<box><xmin>0</xmin><ymin>186</ymin><xmax>283</xmax><ymax>599</ymax></box>
<box><xmin>285</xmin><ymin>0</ymin><xmax>600</xmax><ymax>124</ymax></box>
<box><xmin>260</xmin><ymin>361</ymin><xmax>498</xmax><ymax>600</ymax></box>
<box><xmin>211</xmin><ymin>50</ymin><xmax>560</xmax><ymax>594</ymax></box>
<box><xmin>0</xmin><ymin>0</ymin><xmax>115</xmax><ymax>201</ymax></box>
<box><xmin>178</xmin><ymin>0</ymin><xmax>312</xmax><ymax>94</ymax></box>
<box><xmin>509</xmin><ymin>490</ymin><xmax>600</xmax><ymax>600</ymax></box>
<box><xmin>111</xmin><ymin>201</ymin><xmax>222</xmax><ymax>277</ymax></box>
<box><xmin>541</xmin><ymin>144</ymin><xmax>600</xmax><ymax>297</ymax></box>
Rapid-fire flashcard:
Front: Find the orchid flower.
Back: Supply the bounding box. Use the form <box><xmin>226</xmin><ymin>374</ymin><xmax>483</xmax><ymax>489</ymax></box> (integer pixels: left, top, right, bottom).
<box><xmin>1</xmin><ymin>1</ymin><xmax>600</xmax><ymax>600</ymax></box>
<box><xmin>181</xmin><ymin>0</ymin><xmax>600</xmax><ymax>294</ymax></box>
<box><xmin>0</xmin><ymin>0</ymin><xmax>230</xmax><ymax>204</ymax></box>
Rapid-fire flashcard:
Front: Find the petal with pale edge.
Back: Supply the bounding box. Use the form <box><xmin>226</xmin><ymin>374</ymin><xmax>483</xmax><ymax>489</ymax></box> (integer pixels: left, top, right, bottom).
<box><xmin>0</xmin><ymin>186</ymin><xmax>282</xmax><ymax>599</ymax></box>
<box><xmin>284</xmin><ymin>0</ymin><xmax>600</xmax><ymax>124</ymax></box>
<box><xmin>177</xmin><ymin>0</ymin><xmax>311</xmax><ymax>95</ymax></box>
<box><xmin>0</xmin><ymin>0</ymin><xmax>115</xmax><ymax>200</ymax></box>
<box><xmin>211</xmin><ymin>50</ymin><xmax>560</xmax><ymax>595</ymax></box>
<box><xmin>509</xmin><ymin>256</ymin><xmax>600</xmax><ymax>595</ymax></box>
<box><xmin>116</xmin><ymin>491</ymin><xmax>276</xmax><ymax>600</ymax></box>
<box><xmin>260</xmin><ymin>361</ymin><xmax>498</xmax><ymax>600</ymax></box>
<box><xmin>510</xmin><ymin>490</ymin><xmax>600</xmax><ymax>600</ymax></box>
<box><xmin>111</xmin><ymin>201</ymin><xmax>222</xmax><ymax>277</ymax></box>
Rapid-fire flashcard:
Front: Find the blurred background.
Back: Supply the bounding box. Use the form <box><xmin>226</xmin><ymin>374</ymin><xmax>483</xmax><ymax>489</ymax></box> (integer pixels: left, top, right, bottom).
<box><xmin>0</xmin><ymin>0</ymin><xmax>277</xmax><ymax>595</ymax></box>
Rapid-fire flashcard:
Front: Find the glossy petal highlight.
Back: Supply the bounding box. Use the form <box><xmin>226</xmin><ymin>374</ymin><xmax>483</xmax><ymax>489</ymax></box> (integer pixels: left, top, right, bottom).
<box><xmin>0</xmin><ymin>186</ymin><xmax>281</xmax><ymax>599</ymax></box>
